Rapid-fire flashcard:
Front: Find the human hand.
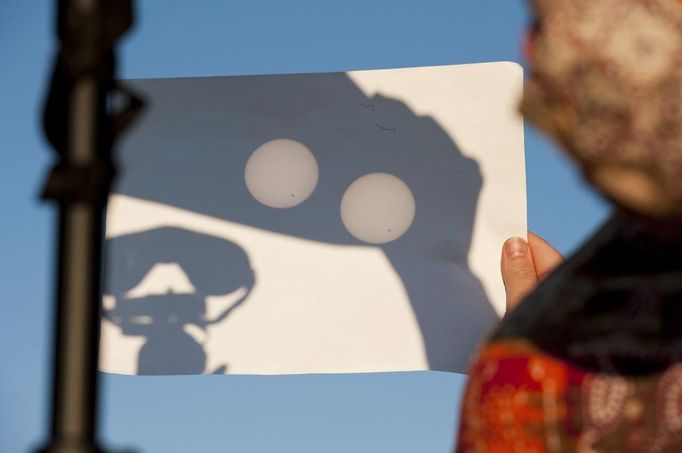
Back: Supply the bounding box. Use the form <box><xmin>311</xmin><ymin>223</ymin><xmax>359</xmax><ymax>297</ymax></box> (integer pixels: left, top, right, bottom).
<box><xmin>501</xmin><ymin>232</ymin><xmax>563</xmax><ymax>311</ymax></box>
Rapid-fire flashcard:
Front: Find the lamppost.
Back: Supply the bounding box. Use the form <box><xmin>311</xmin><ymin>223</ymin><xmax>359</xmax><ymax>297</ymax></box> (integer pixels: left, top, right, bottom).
<box><xmin>38</xmin><ymin>1</ymin><xmax>142</xmax><ymax>451</ymax></box>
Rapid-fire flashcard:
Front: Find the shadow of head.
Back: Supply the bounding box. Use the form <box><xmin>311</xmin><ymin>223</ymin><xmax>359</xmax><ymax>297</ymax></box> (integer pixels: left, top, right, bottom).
<box><xmin>115</xmin><ymin>72</ymin><xmax>497</xmax><ymax>372</ymax></box>
<box><xmin>104</xmin><ymin>226</ymin><xmax>255</xmax><ymax>375</ymax></box>
<box><xmin>120</xmin><ymin>73</ymin><xmax>482</xmax><ymax>249</ymax></box>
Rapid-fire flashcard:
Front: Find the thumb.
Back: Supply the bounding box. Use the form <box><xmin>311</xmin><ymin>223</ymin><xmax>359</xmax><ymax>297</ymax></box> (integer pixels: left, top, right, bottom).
<box><xmin>501</xmin><ymin>237</ymin><xmax>538</xmax><ymax>311</ymax></box>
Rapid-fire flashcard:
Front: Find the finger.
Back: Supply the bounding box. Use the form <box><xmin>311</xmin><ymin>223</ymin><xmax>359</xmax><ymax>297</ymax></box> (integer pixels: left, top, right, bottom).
<box><xmin>527</xmin><ymin>231</ymin><xmax>563</xmax><ymax>280</ymax></box>
<box><xmin>501</xmin><ymin>237</ymin><xmax>538</xmax><ymax>310</ymax></box>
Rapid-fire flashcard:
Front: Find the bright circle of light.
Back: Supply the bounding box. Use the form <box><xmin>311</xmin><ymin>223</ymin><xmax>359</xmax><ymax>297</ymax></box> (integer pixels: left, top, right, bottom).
<box><xmin>340</xmin><ymin>173</ymin><xmax>416</xmax><ymax>244</ymax></box>
<box><xmin>244</xmin><ymin>139</ymin><xmax>319</xmax><ymax>208</ymax></box>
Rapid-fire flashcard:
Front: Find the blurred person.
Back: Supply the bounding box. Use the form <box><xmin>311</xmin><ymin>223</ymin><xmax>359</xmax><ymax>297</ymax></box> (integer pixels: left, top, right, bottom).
<box><xmin>457</xmin><ymin>1</ymin><xmax>682</xmax><ymax>451</ymax></box>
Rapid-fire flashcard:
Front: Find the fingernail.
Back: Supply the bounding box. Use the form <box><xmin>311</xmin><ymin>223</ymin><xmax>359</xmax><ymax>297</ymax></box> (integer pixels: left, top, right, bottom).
<box><xmin>505</xmin><ymin>237</ymin><xmax>528</xmax><ymax>258</ymax></box>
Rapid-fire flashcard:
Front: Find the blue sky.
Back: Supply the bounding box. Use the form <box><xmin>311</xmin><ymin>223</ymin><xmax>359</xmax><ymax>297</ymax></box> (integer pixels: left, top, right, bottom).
<box><xmin>0</xmin><ymin>1</ymin><xmax>609</xmax><ymax>452</ymax></box>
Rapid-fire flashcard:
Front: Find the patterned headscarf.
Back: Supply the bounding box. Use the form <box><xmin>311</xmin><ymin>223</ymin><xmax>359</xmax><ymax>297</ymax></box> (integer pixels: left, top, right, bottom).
<box><xmin>522</xmin><ymin>0</ymin><xmax>682</xmax><ymax>216</ymax></box>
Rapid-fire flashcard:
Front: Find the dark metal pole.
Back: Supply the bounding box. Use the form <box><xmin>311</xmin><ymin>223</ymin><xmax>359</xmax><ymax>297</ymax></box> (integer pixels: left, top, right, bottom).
<box><xmin>44</xmin><ymin>81</ymin><xmax>107</xmax><ymax>453</ymax></box>
<box><xmin>38</xmin><ymin>1</ymin><xmax>141</xmax><ymax>452</ymax></box>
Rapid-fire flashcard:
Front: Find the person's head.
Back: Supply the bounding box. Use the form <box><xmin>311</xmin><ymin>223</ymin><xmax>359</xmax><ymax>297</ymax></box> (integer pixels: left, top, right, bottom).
<box><xmin>522</xmin><ymin>0</ymin><xmax>682</xmax><ymax>217</ymax></box>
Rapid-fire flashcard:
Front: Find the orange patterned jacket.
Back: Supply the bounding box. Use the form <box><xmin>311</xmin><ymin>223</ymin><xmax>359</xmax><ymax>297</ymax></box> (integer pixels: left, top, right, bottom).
<box><xmin>456</xmin><ymin>339</ymin><xmax>682</xmax><ymax>453</ymax></box>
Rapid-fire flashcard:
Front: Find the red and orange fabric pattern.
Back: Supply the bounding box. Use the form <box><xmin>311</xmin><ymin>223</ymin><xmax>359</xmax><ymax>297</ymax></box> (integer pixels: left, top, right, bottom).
<box><xmin>457</xmin><ymin>339</ymin><xmax>682</xmax><ymax>453</ymax></box>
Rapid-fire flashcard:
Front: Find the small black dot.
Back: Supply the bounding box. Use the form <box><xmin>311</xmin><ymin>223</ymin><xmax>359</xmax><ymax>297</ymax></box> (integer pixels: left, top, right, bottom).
<box><xmin>291</xmin><ymin>193</ymin><xmax>295</xmax><ymax>197</ymax></box>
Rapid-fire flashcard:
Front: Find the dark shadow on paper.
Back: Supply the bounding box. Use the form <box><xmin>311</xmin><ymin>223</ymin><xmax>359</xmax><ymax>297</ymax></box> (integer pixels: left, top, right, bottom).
<box><xmin>104</xmin><ymin>227</ymin><xmax>254</xmax><ymax>375</ymax></box>
<box><xmin>106</xmin><ymin>73</ymin><xmax>498</xmax><ymax>373</ymax></box>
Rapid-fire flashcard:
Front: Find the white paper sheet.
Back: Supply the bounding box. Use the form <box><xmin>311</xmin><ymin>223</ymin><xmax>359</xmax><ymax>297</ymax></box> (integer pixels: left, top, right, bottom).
<box><xmin>100</xmin><ymin>62</ymin><xmax>526</xmax><ymax>375</ymax></box>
